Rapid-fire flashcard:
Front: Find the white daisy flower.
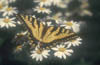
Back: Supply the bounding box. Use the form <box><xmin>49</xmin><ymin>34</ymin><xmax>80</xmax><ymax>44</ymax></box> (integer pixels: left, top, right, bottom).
<box><xmin>42</xmin><ymin>21</ymin><xmax>53</xmax><ymax>26</ymax></box>
<box><xmin>17</xmin><ymin>21</ymin><xmax>22</xmax><ymax>25</ymax></box>
<box><xmin>31</xmin><ymin>48</ymin><xmax>50</xmax><ymax>61</ymax></box>
<box><xmin>47</xmin><ymin>12</ymin><xmax>62</xmax><ymax>23</ymax></box>
<box><xmin>65</xmin><ymin>37</ymin><xmax>82</xmax><ymax>48</ymax></box>
<box><xmin>61</xmin><ymin>20</ymin><xmax>80</xmax><ymax>33</ymax></box>
<box><xmin>52</xmin><ymin>45</ymin><xmax>73</xmax><ymax>59</ymax></box>
<box><xmin>0</xmin><ymin>16</ymin><xmax>16</xmax><ymax>28</ymax></box>
<box><xmin>16</xmin><ymin>31</ymin><xmax>28</xmax><ymax>36</ymax></box>
<box><xmin>0</xmin><ymin>0</ymin><xmax>16</xmax><ymax>5</ymax></box>
<box><xmin>80</xmin><ymin>9</ymin><xmax>92</xmax><ymax>16</ymax></box>
<box><xmin>51</xmin><ymin>0</ymin><xmax>71</xmax><ymax>8</ymax></box>
<box><xmin>0</xmin><ymin>6</ymin><xmax>18</xmax><ymax>16</ymax></box>
<box><xmin>0</xmin><ymin>0</ymin><xmax>8</xmax><ymax>10</ymax></box>
<box><xmin>57</xmin><ymin>2</ymin><xmax>67</xmax><ymax>8</ymax></box>
<box><xmin>14</xmin><ymin>44</ymin><xmax>24</xmax><ymax>53</ymax></box>
<box><xmin>32</xmin><ymin>15</ymin><xmax>36</xmax><ymax>18</ymax></box>
<box><xmin>34</xmin><ymin>6</ymin><xmax>51</xmax><ymax>14</ymax></box>
<box><xmin>65</xmin><ymin>12</ymin><xmax>72</xmax><ymax>17</ymax></box>
<box><xmin>34</xmin><ymin>0</ymin><xmax>52</xmax><ymax>6</ymax></box>
<box><xmin>51</xmin><ymin>0</ymin><xmax>62</xmax><ymax>6</ymax></box>
<box><xmin>41</xmin><ymin>21</ymin><xmax>46</xmax><ymax>25</ymax></box>
<box><xmin>79</xmin><ymin>0</ymin><xmax>92</xmax><ymax>16</ymax></box>
<box><xmin>46</xmin><ymin>22</ymin><xmax>52</xmax><ymax>26</ymax></box>
<box><xmin>79</xmin><ymin>0</ymin><xmax>89</xmax><ymax>9</ymax></box>
<box><xmin>8</xmin><ymin>0</ymin><xmax>16</xmax><ymax>3</ymax></box>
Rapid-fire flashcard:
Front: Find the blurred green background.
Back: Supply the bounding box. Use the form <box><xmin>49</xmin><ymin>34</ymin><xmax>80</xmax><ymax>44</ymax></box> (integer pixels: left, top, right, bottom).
<box><xmin>0</xmin><ymin>0</ymin><xmax>100</xmax><ymax>65</ymax></box>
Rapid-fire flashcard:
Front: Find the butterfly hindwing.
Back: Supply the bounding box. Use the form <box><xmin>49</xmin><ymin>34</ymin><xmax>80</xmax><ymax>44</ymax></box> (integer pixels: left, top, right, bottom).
<box><xmin>16</xmin><ymin>14</ymin><xmax>78</xmax><ymax>48</ymax></box>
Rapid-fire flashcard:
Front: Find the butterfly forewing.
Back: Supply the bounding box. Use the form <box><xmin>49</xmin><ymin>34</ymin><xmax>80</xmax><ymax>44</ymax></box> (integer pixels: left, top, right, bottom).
<box><xmin>16</xmin><ymin>14</ymin><xmax>78</xmax><ymax>48</ymax></box>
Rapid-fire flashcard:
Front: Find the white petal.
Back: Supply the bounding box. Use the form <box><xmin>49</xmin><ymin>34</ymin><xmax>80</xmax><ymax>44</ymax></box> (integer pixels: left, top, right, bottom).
<box><xmin>0</xmin><ymin>23</ymin><xmax>6</xmax><ymax>28</ymax></box>
<box><xmin>43</xmin><ymin>55</ymin><xmax>48</xmax><ymax>58</ymax></box>
<box><xmin>67</xmin><ymin>49</ymin><xmax>73</xmax><ymax>53</ymax></box>
<box><xmin>72</xmin><ymin>24</ymin><xmax>80</xmax><ymax>33</ymax></box>
<box><xmin>66</xmin><ymin>52</ymin><xmax>71</xmax><ymax>56</ymax></box>
<box><xmin>67</xmin><ymin>43</ymin><xmax>72</xmax><ymax>48</ymax></box>
<box><xmin>52</xmin><ymin>48</ymin><xmax>58</xmax><ymax>51</ymax></box>
<box><xmin>39</xmin><ymin>55</ymin><xmax>43</xmax><ymax>61</ymax></box>
<box><xmin>31</xmin><ymin>54</ymin><xmax>36</xmax><ymax>59</ymax></box>
<box><xmin>62</xmin><ymin>53</ymin><xmax>66</xmax><ymax>59</ymax></box>
<box><xmin>11</xmin><ymin>17</ymin><xmax>16</xmax><ymax>20</ymax></box>
<box><xmin>8</xmin><ymin>23</ymin><xmax>16</xmax><ymax>27</ymax></box>
<box><xmin>36</xmin><ymin>55</ymin><xmax>40</xmax><ymax>61</ymax></box>
<box><xmin>54</xmin><ymin>52</ymin><xmax>63</xmax><ymax>59</ymax></box>
<box><xmin>3</xmin><ymin>12</ymin><xmax>7</xmax><ymax>16</ymax></box>
<box><xmin>5</xmin><ymin>24</ymin><xmax>9</xmax><ymax>28</ymax></box>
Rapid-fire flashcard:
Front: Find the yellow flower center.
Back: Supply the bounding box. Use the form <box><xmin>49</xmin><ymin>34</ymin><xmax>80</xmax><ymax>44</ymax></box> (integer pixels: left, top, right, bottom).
<box><xmin>41</xmin><ymin>0</ymin><xmax>47</xmax><ymax>2</ymax></box>
<box><xmin>36</xmin><ymin>49</ymin><xmax>42</xmax><ymax>54</ymax></box>
<box><xmin>17</xmin><ymin>34</ymin><xmax>24</xmax><ymax>38</ymax></box>
<box><xmin>0</xmin><ymin>3</ymin><xmax>3</xmax><ymax>10</ymax></box>
<box><xmin>6</xmin><ymin>7</ymin><xmax>12</xmax><ymax>11</ymax></box>
<box><xmin>17</xmin><ymin>45</ymin><xmax>22</xmax><ymax>49</ymax></box>
<box><xmin>66</xmin><ymin>22</ymin><xmax>73</xmax><ymax>26</ymax></box>
<box><xmin>15</xmin><ymin>45</ymin><xmax>22</xmax><ymax>52</ymax></box>
<box><xmin>71</xmin><ymin>40</ymin><xmax>76</xmax><ymax>42</ymax></box>
<box><xmin>59</xmin><ymin>48</ymin><xmax>66</xmax><ymax>52</ymax></box>
<box><xmin>39</xmin><ymin>7</ymin><xmax>45</xmax><ymax>10</ymax></box>
<box><xmin>3</xmin><ymin>18</ymin><xmax>10</xmax><ymax>23</ymax></box>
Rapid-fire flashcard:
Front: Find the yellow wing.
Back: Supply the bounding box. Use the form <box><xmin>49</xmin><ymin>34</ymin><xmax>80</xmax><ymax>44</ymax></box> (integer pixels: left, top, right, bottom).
<box><xmin>17</xmin><ymin>15</ymin><xmax>77</xmax><ymax>44</ymax></box>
